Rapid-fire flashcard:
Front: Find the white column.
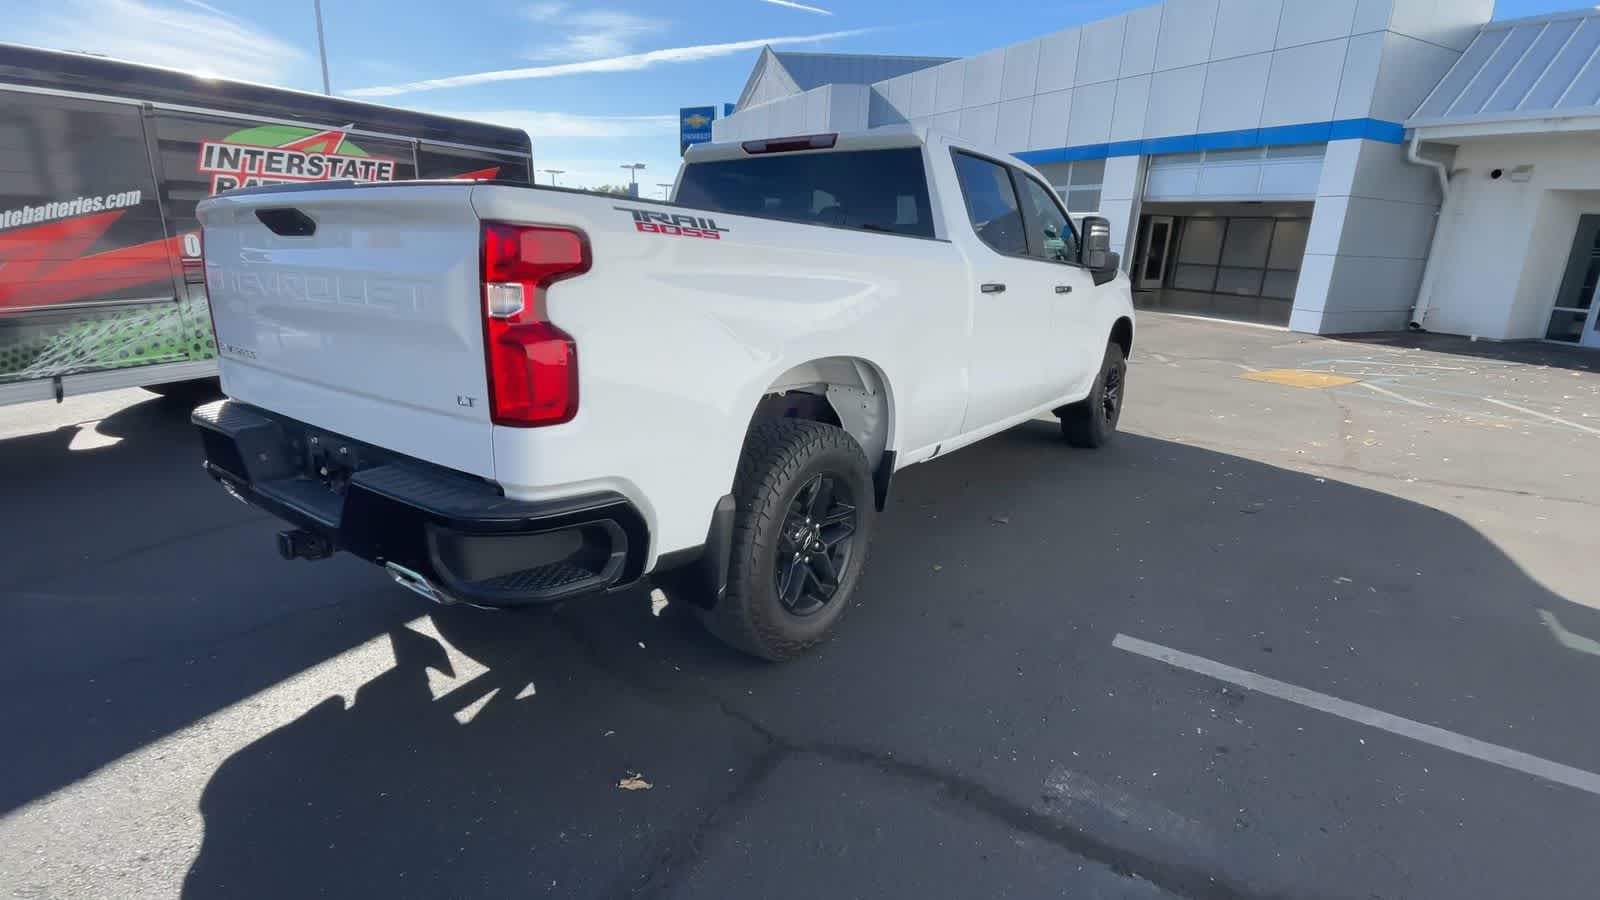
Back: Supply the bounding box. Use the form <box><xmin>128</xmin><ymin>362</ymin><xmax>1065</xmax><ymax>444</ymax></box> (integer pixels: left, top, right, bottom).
<box><xmin>1289</xmin><ymin>139</ymin><xmax>1442</xmax><ymax>334</ymax></box>
<box><xmin>1097</xmin><ymin>155</ymin><xmax>1144</xmax><ymax>258</ymax></box>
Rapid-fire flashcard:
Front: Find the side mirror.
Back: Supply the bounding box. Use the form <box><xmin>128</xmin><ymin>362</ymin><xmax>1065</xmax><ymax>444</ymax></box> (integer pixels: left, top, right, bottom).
<box><xmin>1080</xmin><ymin>216</ymin><xmax>1113</xmax><ymax>271</ymax></box>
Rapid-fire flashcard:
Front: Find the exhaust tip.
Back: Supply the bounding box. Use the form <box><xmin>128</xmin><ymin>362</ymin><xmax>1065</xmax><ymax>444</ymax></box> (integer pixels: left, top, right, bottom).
<box><xmin>385</xmin><ymin>562</ymin><xmax>461</xmax><ymax>606</ymax></box>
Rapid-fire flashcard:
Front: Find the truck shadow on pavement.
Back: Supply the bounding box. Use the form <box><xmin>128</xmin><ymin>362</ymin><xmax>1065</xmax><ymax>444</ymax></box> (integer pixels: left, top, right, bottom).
<box><xmin>0</xmin><ymin>393</ymin><xmax>427</xmax><ymax>816</ymax></box>
<box><xmin>175</xmin><ymin>423</ymin><xmax>1600</xmax><ymax>900</ymax></box>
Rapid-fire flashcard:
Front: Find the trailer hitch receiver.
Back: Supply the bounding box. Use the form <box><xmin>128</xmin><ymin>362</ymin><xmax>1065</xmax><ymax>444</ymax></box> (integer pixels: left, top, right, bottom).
<box><xmin>277</xmin><ymin>529</ymin><xmax>333</xmax><ymax>561</ymax></box>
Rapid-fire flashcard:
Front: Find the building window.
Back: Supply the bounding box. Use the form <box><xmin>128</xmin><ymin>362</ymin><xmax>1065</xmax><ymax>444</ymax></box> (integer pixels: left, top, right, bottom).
<box><xmin>1145</xmin><ymin>144</ymin><xmax>1326</xmax><ymax>202</ymax></box>
<box><xmin>1546</xmin><ymin>215</ymin><xmax>1600</xmax><ymax>343</ymax></box>
<box><xmin>1035</xmin><ymin>158</ymin><xmax>1103</xmax><ymax>214</ymax></box>
<box><xmin>1170</xmin><ymin>216</ymin><xmax>1310</xmax><ymax>300</ymax></box>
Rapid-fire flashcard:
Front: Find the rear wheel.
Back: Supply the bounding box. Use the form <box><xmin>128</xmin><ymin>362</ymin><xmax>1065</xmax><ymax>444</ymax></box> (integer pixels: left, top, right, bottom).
<box><xmin>1059</xmin><ymin>341</ymin><xmax>1126</xmax><ymax>448</ymax></box>
<box><xmin>697</xmin><ymin>418</ymin><xmax>875</xmax><ymax>661</ymax></box>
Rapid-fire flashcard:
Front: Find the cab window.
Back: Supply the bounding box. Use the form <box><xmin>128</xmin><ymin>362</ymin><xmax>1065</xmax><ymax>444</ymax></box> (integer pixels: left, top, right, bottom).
<box><xmin>950</xmin><ymin>151</ymin><xmax>1027</xmax><ymax>256</ymax></box>
<box><xmin>1014</xmin><ymin>172</ymin><xmax>1080</xmax><ymax>264</ymax></box>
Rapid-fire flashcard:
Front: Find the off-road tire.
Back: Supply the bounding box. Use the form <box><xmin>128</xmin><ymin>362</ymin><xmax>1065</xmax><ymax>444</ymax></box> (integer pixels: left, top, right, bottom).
<box><xmin>697</xmin><ymin>418</ymin><xmax>875</xmax><ymax>661</ymax></box>
<box><xmin>1060</xmin><ymin>341</ymin><xmax>1126</xmax><ymax>448</ymax></box>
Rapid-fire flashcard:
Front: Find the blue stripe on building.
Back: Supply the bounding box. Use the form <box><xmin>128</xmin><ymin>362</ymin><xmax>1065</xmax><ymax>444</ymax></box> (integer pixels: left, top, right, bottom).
<box><xmin>1013</xmin><ymin>118</ymin><xmax>1406</xmax><ymax>166</ymax></box>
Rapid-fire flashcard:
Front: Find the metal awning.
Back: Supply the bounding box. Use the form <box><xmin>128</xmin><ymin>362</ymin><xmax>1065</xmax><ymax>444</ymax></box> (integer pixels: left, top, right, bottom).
<box><xmin>1409</xmin><ymin>10</ymin><xmax>1600</xmax><ymax>130</ymax></box>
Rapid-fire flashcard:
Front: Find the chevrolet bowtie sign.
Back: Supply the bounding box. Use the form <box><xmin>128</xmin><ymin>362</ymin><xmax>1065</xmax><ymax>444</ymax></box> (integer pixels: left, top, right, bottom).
<box><xmin>679</xmin><ymin>105</ymin><xmax>717</xmax><ymax>155</ymax></box>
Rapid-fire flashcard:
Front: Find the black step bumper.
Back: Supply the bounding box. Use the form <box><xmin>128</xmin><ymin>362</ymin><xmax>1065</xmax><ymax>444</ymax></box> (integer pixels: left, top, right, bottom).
<box><xmin>192</xmin><ymin>400</ymin><xmax>648</xmax><ymax>607</ymax></box>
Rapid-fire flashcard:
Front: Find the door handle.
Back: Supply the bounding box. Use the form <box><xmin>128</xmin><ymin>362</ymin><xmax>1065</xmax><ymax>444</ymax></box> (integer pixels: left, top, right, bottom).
<box><xmin>980</xmin><ymin>283</ymin><xmax>1006</xmax><ymax>294</ymax></box>
<box><xmin>1055</xmin><ymin>284</ymin><xmax>1073</xmax><ymax>294</ymax></box>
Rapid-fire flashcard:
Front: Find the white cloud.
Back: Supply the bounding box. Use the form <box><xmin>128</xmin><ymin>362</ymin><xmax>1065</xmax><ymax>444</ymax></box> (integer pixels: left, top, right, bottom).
<box><xmin>523</xmin><ymin>4</ymin><xmax>669</xmax><ymax>61</ymax></box>
<box><xmin>761</xmin><ymin>0</ymin><xmax>833</xmax><ymax>15</ymax></box>
<box><xmin>12</xmin><ymin>0</ymin><xmax>309</xmax><ymax>87</ymax></box>
<box><xmin>347</xmin><ymin>28</ymin><xmax>872</xmax><ymax>98</ymax></box>
<box><xmin>523</xmin><ymin>1</ymin><xmax>566</xmax><ymax>20</ymax></box>
<box><xmin>421</xmin><ymin>109</ymin><xmax>678</xmax><ymax>139</ymax></box>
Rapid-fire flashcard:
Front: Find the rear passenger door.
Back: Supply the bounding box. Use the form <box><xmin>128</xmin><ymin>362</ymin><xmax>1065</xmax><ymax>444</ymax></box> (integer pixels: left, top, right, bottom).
<box><xmin>1012</xmin><ymin>171</ymin><xmax>1099</xmax><ymax>400</ymax></box>
<box><xmin>949</xmin><ymin>151</ymin><xmax>1054</xmax><ymax>431</ymax></box>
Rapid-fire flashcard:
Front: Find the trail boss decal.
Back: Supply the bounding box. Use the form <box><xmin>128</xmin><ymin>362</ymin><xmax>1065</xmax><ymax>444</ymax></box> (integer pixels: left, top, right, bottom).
<box><xmin>198</xmin><ymin>127</ymin><xmax>398</xmax><ymax>193</ymax></box>
<box><xmin>614</xmin><ymin>207</ymin><xmax>729</xmax><ymax>240</ymax></box>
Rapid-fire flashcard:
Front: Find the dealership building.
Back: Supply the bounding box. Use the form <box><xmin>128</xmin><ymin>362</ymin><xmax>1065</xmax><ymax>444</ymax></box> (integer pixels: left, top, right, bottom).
<box><xmin>707</xmin><ymin>1</ymin><xmax>1600</xmax><ymax>349</ymax></box>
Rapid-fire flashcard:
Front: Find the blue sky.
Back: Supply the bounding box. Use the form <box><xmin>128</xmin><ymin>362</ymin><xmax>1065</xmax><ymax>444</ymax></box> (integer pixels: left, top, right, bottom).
<box><xmin>11</xmin><ymin>0</ymin><xmax>1582</xmax><ymax>192</ymax></box>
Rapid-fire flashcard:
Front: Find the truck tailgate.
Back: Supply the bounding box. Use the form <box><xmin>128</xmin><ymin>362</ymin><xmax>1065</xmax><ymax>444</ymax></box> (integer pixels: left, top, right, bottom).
<box><xmin>198</xmin><ymin>184</ymin><xmax>494</xmax><ymax>478</ymax></box>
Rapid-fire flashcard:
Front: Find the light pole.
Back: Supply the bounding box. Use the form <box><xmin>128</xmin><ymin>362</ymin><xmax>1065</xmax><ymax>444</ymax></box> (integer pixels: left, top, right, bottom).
<box><xmin>657</xmin><ymin>183</ymin><xmax>674</xmax><ymax>200</ymax></box>
<box><xmin>541</xmin><ymin>169</ymin><xmax>565</xmax><ymax>186</ymax></box>
<box><xmin>620</xmin><ymin>163</ymin><xmax>646</xmax><ymax>197</ymax></box>
<box><xmin>312</xmin><ymin>0</ymin><xmax>331</xmax><ymax>95</ymax></box>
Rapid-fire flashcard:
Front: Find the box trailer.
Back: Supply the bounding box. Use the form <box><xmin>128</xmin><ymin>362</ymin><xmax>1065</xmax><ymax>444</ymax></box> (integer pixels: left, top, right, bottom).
<box><xmin>0</xmin><ymin>43</ymin><xmax>533</xmax><ymax>406</ymax></box>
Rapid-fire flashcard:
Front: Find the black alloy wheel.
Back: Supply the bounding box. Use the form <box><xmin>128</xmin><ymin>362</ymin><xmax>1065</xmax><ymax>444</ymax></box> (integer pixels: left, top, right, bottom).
<box><xmin>775</xmin><ymin>473</ymin><xmax>858</xmax><ymax>616</ymax></box>
<box><xmin>1100</xmin><ymin>363</ymin><xmax>1123</xmax><ymax>426</ymax></box>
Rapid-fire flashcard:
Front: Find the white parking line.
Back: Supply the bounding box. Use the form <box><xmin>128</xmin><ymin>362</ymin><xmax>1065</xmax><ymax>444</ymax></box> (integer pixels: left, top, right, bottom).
<box><xmin>1355</xmin><ymin>381</ymin><xmax>1433</xmax><ymax>409</ymax></box>
<box><xmin>1539</xmin><ymin>609</ymin><xmax>1600</xmax><ymax>658</ymax></box>
<box><xmin>1482</xmin><ymin>397</ymin><xmax>1600</xmax><ymax>437</ymax></box>
<box><xmin>1148</xmin><ymin>311</ymin><xmax>1290</xmax><ymax>331</ymax></box>
<box><xmin>1317</xmin><ymin>359</ymin><xmax>1473</xmax><ymax>371</ymax></box>
<box><xmin>1113</xmin><ymin>633</ymin><xmax>1600</xmax><ymax>797</ymax></box>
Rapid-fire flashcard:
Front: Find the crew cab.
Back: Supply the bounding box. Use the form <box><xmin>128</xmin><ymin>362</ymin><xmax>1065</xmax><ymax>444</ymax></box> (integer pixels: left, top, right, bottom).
<box><xmin>191</xmin><ymin>126</ymin><xmax>1135</xmax><ymax>660</ymax></box>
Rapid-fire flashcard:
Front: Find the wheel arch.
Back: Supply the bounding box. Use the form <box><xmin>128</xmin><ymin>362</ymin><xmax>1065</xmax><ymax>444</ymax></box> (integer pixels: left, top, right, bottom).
<box><xmin>751</xmin><ymin>356</ymin><xmax>895</xmax><ymax>463</ymax></box>
<box><xmin>746</xmin><ymin>356</ymin><xmax>896</xmax><ymax>508</ymax></box>
<box><xmin>1111</xmin><ymin>316</ymin><xmax>1134</xmax><ymax>358</ymax></box>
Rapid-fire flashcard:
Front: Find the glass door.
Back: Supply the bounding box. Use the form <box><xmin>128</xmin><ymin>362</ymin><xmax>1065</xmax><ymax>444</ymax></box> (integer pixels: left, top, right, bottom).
<box><xmin>1548</xmin><ymin>215</ymin><xmax>1600</xmax><ymax>347</ymax></box>
<box><xmin>1136</xmin><ymin>216</ymin><xmax>1175</xmax><ymax>290</ymax></box>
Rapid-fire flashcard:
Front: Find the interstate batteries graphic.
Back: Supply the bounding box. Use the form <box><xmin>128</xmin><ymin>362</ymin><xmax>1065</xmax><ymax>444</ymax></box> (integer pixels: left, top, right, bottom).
<box><xmin>0</xmin><ymin>126</ymin><xmax>399</xmax><ymax>315</ymax></box>
<box><xmin>197</xmin><ymin>125</ymin><xmax>398</xmax><ymax>192</ymax></box>
<box><xmin>0</xmin><ymin>199</ymin><xmax>177</xmax><ymax>313</ymax></box>
<box><xmin>2</xmin><ymin>117</ymin><xmax>501</xmax><ymax>380</ymax></box>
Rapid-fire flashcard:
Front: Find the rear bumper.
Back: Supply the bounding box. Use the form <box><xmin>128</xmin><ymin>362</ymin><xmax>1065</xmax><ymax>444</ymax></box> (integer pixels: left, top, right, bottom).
<box><xmin>192</xmin><ymin>399</ymin><xmax>648</xmax><ymax>607</ymax></box>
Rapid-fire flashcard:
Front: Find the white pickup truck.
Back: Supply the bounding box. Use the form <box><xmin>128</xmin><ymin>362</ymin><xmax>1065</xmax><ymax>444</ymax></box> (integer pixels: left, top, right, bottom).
<box><xmin>191</xmin><ymin>126</ymin><xmax>1134</xmax><ymax>660</ymax></box>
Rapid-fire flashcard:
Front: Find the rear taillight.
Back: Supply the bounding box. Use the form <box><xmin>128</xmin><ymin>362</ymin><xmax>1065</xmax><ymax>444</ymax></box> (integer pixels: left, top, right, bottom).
<box><xmin>480</xmin><ymin>222</ymin><xmax>591</xmax><ymax>427</ymax></box>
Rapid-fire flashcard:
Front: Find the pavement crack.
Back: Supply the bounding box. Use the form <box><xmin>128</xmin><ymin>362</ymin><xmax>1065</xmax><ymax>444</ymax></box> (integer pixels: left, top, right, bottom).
<box><xmin>0</xmin><ymin>515</ymin><xmax>265</xmax><ymax>592</ymax></box>
<box><xmin>0</xmin><ymin>592</ymin><xmax>356</xmax><ymax>687</ymax></box>
<box><xmin>1331</xmin><ymin>394</ymin><xmax>1360</xmax><ymax>469</ymax></box>
<box><xmin>624</xmin><ymin>744</ymin><xmax>789</xmax><ymax>899</ymax></box>
<box><xmin>554</xmin><ymin>608</ymin><xmax>1292</xmax><ymax>900</ymax></box>
<box><xmin>795</xmin><ymin>741</ymin><xmax>1298</xmax><ymax>900</ymax></box>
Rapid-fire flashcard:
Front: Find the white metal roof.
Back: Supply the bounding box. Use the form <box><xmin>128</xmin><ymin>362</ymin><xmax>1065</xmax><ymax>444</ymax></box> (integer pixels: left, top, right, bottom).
<box><xmin>1409</xmin><ymin>9</ymin><xmax>1600</xmax><ymax>129</ymax></box>
<box><xmin>734</xmin><ymin>47</ymin><xmax>950</xmax><ymax>112</ymax></box>
<box><xmin>771</xmin><ymin>51</ymin><xmax>951</xmax><ymax>92</ymax></box>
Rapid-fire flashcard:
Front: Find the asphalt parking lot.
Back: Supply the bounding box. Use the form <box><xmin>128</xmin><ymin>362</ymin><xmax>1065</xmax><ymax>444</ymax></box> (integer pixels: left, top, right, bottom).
<box><xmin>3</xmin><ymin>312</ymin><xmax>1599</xmax><ymax>899</ymax></box>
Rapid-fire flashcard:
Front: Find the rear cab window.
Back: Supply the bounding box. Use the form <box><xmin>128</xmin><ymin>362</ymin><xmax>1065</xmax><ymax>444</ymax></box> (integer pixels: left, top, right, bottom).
<box><xmin>675</xmin><ymin>147</ymin><xmax>935</xmax><ymax>238</ymax></box>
